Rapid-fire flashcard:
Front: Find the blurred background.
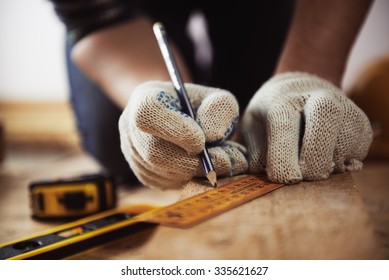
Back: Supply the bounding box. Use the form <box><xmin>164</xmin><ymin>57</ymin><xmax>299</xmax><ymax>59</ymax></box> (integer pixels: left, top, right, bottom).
<box><xmin>0</xmin><ymin>0</ymin><xmax>389</xmax><ymax>152</ymax></box>
<box><xmin>0</xmin><ymin>0</ymin><xmax>76</xmax><ymax>151</ymax></box>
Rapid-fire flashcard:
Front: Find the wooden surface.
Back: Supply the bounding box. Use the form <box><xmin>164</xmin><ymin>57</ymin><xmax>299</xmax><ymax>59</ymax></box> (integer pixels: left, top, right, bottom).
<box><xmin>73</xmin><ymin>173</ymin><xmax>382</xmax><ymax>260</ymax></box>
<box><xmin>0</xmin><ymin>144</ymin><xmax>384</xmax><ymax>260</ymax></box>
<box><xmin>352</xmin><ymin>162</ymin><xmax>389</xmax><ymax>258</ymax></box>
<box><xmin>0</xmin><ymin>102</ymin><xmax>79</xmax><ymax>146</ymax></box>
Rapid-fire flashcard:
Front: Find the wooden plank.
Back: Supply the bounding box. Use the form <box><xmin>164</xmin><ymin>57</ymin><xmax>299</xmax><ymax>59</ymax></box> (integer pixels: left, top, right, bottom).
<box><xmin>352</xmin><ymin>162</ymin><xmax>389</xmax><ymax>259</ymax></box>
<box><xmin>73</xmin><ymin>173</ymin><xmax>382</xmax><ymax>260</ymax></box>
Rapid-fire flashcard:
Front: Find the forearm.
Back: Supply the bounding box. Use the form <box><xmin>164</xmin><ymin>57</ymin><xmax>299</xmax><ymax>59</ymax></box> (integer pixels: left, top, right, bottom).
<box><xmin>275</xmin><ymin>0</ymin><xmax>373</xmax><ymax>86</ymax></box>
<box><xmin>71</xmin><ymin>17</ymin><xmax>192</xmax><ymax>108</ymax></box>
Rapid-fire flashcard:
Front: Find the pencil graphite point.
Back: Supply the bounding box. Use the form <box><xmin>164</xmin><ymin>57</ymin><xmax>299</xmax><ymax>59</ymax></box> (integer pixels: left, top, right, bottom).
<box><xmin>206</xmin><ymin>171</ymin><xmax>217</xmax><ymax>188</ymax></box>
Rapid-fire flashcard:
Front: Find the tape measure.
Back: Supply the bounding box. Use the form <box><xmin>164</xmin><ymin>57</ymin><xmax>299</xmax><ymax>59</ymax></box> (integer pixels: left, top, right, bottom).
<box><xmin>29</xmin><ymin>173</ymin><xmax>116</xmax><ymax>219</ymax></box>
<box><xmin>0</xmin><ymin>175</ymin><xmax>283</xmax><ymax>259</ymax></box>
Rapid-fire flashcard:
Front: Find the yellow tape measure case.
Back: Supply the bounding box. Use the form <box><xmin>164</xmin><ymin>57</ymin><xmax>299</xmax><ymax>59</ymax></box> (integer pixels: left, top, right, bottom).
<box><xmin>29</xmin><ymin>173</ymin><xmax>116</xmax><ymax>219</ymax></box>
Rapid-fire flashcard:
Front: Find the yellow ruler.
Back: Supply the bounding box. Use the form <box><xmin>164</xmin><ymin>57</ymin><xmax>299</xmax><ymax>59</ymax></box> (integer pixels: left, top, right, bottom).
<box><xmin>137</xmin><ymin>175</ymin><xmax>283</xmax><ymax>228</ymax></box>
<box><xmin>0</xmin><ymin>175</ymin><xmax>283</xmax><ymax>259</ymax></box>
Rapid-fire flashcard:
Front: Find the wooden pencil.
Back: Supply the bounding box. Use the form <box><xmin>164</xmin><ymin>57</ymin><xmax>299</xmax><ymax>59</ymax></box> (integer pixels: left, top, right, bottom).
<box><xmin>153</xmin><ymin>22</ymin><xmax>217</xmax><ymax>187</ymax></box>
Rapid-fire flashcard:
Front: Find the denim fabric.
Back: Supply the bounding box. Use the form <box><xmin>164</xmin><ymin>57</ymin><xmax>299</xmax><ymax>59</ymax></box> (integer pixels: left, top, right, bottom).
<box><xmin>65</xmin><ymin>43</ymin><xmax>137</xmax><ymax>184</ymax></box>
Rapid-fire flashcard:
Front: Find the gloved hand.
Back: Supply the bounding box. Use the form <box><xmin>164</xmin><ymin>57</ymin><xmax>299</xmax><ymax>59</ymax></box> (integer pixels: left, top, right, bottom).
<box><xmin>119</xmin><ymin>81</ymin><xmax>248</xmax><ymax>189</ymax></box>
<box><xmin>241</xmin><ymin>72</ymin><xmax>372</xmax><ymax>184</ymax></box>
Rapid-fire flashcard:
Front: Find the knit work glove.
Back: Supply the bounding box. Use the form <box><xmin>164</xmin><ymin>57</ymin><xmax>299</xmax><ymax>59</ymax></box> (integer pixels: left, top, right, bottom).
<box><xmin>242</xmin><ymin>72</ymin><xmax>372</xmax><ymax>184</ymax></box>
<box><xmin>119</xmin><ymin>81</ymin><xmax>248</xmax><ymax>189</ymax></box>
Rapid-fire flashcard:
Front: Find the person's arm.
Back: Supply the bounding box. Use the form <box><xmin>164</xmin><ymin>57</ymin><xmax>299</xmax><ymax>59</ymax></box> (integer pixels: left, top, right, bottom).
<box><xmin>275</xmin><ymin>0</ymin><xmax>373</xmax><ymax>87</ymax></box>
<box><xmin>71</xmin><ymin>16</ymin><xmax>192</xmax><ymax>108</ymax></box>
<box><xmin>242</xmin><ymin>0</ymin><xmax>374</xmax><ymax>184</ymax></box>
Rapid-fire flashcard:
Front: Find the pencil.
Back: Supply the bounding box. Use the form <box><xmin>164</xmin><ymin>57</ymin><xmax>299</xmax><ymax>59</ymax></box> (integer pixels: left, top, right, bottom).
<box><xmin>153</xmin><ymin>22</ymin><xmax>217</xmax><ymax>188</ymax></box>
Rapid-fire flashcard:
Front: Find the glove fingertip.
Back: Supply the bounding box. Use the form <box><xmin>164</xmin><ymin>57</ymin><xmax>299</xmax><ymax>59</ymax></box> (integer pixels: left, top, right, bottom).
<box><xmin>183</xmin><ymin>130</ymin><xmax>206</xmax><ymax>154</ymax></box>
<box><xmin>197</xmin><ymin>91</ymin><xmax>240</xmax><ymax>145</ymax></box>
<box><xmin>266</xmin><ymin>166</ymin><xmax>302</xmax><ymax>184</ymax></box>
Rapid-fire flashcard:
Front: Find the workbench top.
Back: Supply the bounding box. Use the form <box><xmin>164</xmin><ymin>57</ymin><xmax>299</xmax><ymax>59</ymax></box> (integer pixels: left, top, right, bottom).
<box><xmin>72</xmin><ymin>173</ymin><xmax>382</xmax><ymax>260</ymax></box>
<box><xmin>2</xmin><ymin>170</ymin><xmax>381</xmax><ymax>259</ymax></box>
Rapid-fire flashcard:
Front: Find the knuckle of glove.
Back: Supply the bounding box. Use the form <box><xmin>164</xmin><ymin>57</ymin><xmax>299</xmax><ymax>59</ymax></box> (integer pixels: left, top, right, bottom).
<box><xmin>196</xmin><ymin>91</ymin><xmax>240</xmax><ymax>146</ymax></box>
<box><xmin>130</xmin><ymin>83</ymin><xmax>178</xmax><ymax>130</ymax></box>
<box><xmin>130</xmin><ymin>81</ymin><xmax>205</xmax><ymax>154</ymax></box>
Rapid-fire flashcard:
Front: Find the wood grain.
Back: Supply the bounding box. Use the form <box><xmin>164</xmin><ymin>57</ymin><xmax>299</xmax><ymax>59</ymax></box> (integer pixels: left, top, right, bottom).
<box><xmin>73</xmin><ymin>173</ymin><xmax>382</xmax><ymax>260</ymax></box>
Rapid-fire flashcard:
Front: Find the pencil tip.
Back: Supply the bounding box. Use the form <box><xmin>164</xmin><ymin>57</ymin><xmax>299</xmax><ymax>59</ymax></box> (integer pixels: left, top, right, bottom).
<box><xmin>206</xmin><ymin>171</ymin><xmax>217</xmax><ymax>188</ymax></box>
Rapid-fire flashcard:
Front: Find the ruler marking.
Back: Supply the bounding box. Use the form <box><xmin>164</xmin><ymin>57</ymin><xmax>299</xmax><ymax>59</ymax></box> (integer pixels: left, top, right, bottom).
<box><xmin>138</xmin><ymin>175</ymin><xmax>284</xmax><ymax>227</ymax></box>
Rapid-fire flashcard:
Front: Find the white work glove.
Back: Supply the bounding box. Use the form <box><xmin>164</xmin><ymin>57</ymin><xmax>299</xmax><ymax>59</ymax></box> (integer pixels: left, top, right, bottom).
<box><xmin>241</xmin><ymin>72</ymin><xmax>372</xmax><ymax>184</ymax></box>
<box><xmin>119</xmin><ymin>81</ymin><xmax>248</xmax><ymax>189</ymax></box>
